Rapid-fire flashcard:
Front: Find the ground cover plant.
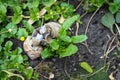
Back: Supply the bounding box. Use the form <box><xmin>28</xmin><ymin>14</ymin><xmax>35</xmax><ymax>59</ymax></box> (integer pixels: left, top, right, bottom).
<box><xmin>1</xmin><ymin>0</ymin><xmax>120</xmax><ymax>80</ymax></box>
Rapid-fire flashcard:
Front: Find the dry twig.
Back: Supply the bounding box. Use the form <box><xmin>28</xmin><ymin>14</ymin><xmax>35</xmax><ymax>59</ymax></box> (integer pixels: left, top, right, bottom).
<box><xmin>75</xmin><ymin>0</ymin><xmax>84</xmax><ymax>11</ymax></box>
<box><xmin>85</xmin><ymin>7</ymin><xmax>100</xmax><ymax>34</ymax></box>
<box><xmin>75</xmin><ymin>22</ymin><xmax>79</xmax><ymax>35</ymax></box>
<box><xmin>82</xmin><ymin>42</ymin><xmax>93</xmax><ymax>55</ymax></box>
<box><xmin>64</xmin><ymin>58</ymin><xmax>71</xmax><ymax>79</ymax></box>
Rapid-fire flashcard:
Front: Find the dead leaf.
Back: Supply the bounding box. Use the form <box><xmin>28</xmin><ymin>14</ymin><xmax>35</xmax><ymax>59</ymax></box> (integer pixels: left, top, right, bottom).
<box><xmin>49</xmin><ymin>72</ymin><xmax>54</xmax><ymax>79</ymax></box>
<box><xmin>109</xmin><ymin>72</ymin><xmax>115</xmax><ymax>80</ymax></box>
<box><xmin>58</xmin><ymin>15</ymin><xmax>65</xmax><ymax>24</ymax></box>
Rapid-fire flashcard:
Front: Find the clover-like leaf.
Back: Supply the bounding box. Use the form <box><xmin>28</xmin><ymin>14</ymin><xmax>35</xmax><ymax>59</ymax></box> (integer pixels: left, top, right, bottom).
<box><xmin>23</xmin><ymin>20</ymin><xmax>34</xmax><ymax>33</ymax></box>
<box><xmin>29</xmin><ymin>7</ymin><xmax>39</xmax><ymax>21</ymax></box>
<box><xmin>24</xmin><ymin>68</ymin><xmax>33</xmax><ymax>80</ymax></box>
<box><xmin>10</xmin><ymin>55</ymin><xmax>23</xmax><ymax>64</ymax></box>
<box><xmin>5</xmin><ymin>22</ymin><xmax>17</xmax><ymax>35</ymax></box>
<box><xmin>12</xmin><ymin>47</ymin><xmax>23</xmax><ymax>55</ymax></box>
<box><xmin>12</xmin><ymin>6</ymin><xmax>23</xmax><ymax>24</ymax></box>
<box><xmin>109</xmin><ymin>4</ymin><xmax>119</xmax><ymax>14</ymax></box>
<box><xmin>101</xmin><ymin>13</ymin><xmax>115</xmax><ymax>33</ymax></box>
<box><xmin>17</xmin><ymin>28</ymin><xmax>28</xmax><ymax>39</ymax></box>
<box><xmin>114</xmin><ymin>0</ymin><xmax>120</xmax><ymax>4</ymax></box>
<box><xmin>12</xmin><ymin>15</ymin><xmax>23</xmax><ymax>24</ymax></box>
<box><xmin>0</xmin><ymin>3</ymin><xmax>7</xmax><ymax>22</ymax></box>
<box><xmin>42</xmin><ymin>0</ymin><xmax>54</xmax><ymax>7</ymax></box>
<box><xmin>5</xmin><ymin>41</ymin><xmax>13</xmax><ymax>51</ymax></box>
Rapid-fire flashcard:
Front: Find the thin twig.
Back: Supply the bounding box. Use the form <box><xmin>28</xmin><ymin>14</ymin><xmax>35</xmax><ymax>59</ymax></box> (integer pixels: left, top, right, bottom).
<box><xmin>39</xmin><ymin>73</ymin><xmax>49</xmax><ymax>79</ymax></box>
<box><xmin>106</xmin><ymin>45</ymin><xmax>117</xmax><ymax>55</ymax></box>
<box><xmin>34</xmin><ymin>60</ymin><xmax>44</xmax><ymax>69</ymax></box>
<box><xmin>75</xmin><ymin>0</ymin><xmax>84</xmax><ymax>11</ymax></box>
<box><xmin>104</xmin><ymin>34</ymin><xmax>118</xmax><ymax>66</ymax></box>
<box><xmin>85</xmin><ymin>7</ymin><xmax>100</xmax><ymax>34</ymax></box>
<box><xmin>7</xmin><ymin>15</ymin><xmax>30</xmax><ymax>18</ymax></box>
<box><xmin>82</xmin><ymin>42</ymin><xmax>93</xmax><ymax>55</ymax></box>
<box><xmin>115</xmin><ymin>23</ymin><xmax>120</xmax><ymax>35</ymax></box>
<box><xmin>103</xmin><ymin>36</ymin><xmax>111</xmax><ymax>57</ymax></box>
<box><xmin>64</xmin><ymin>58</ymin><xmax>71</xmax><ymax>79</ymax></box>
<box><xmin>75</xmin><ymin>22</ymin><xmax>79</xmax><ymax>35</ymax></box>
<box><xmin>0</xmin><ymin>30</ymin><xmax>9</xmax><ymax>34</ymax></box>
<box><xmin>104</xmin><ymin>35</ymin><xmax>117</xmax><ymax>58</ymax></box>
<box><xmin>87</xmin><ymin>66</ymin><xmax>105</xmax><ymax>77</ymax></box>
<box><xmin>2</xmin><ymin>70</ymin><xmax>25</xmax><ymax>80</ymax></box>
<box><xmin>80</xmin><ymin>11</ymin><xmax>87</xmax><ymax>19</ymax></box>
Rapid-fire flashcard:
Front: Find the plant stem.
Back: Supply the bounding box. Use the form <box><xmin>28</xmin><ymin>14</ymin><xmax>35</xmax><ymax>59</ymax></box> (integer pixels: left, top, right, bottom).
<box><xmin>87</xmin><ymin>66</ymin><xmax>105</xmax><ymax>77</ymax></box>
<box><xmin>2</xmin><ymin>70</ymin><xmax>25</xmax><ymax>80</ymax></box>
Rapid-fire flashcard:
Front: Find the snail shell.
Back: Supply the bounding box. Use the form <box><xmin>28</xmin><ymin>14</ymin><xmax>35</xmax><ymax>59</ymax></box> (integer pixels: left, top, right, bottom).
<box><xmin>31</xmin><ymin>22</ymin><xmax>61</xmax><ymax>46</ymax></box>
<box><xmin>23</xmin><ymin>36</ymin><xmax>43</xmax><ymax>60</ymax></box>
<box><xmin>23</xmin><ymin>22</ymin><xmax>61</xmax><ymax>60</ymax></box>
<box><xmin>44</xmin><ymin>22</ymin><xmax>61</xmax><ymax>38</ymax></box>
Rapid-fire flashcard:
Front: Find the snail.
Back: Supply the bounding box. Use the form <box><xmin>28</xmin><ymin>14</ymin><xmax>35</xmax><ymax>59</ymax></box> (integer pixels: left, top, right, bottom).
<box><xmin>31</xmin><ymin>22</ymin><xmax>60</xmax><ymax>46</ymax></box>
<box><xmin>23</xmin><ymin>22</ymin><xmax>61</xmax><ymax>60</ymax></box>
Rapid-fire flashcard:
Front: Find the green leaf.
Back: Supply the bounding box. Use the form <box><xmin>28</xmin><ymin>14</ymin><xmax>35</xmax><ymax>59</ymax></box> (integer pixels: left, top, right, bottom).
<box><xmin>60</xmin><ymin>35</ymin><xmax>72</xmax><ymax>43</ymax></box>
<box><xmin>116</xmin><ymin>12</ymin><xmax>120</xmax><ymax>23</ymax></box>
<box><xmin>41</xmin><ymin>48</ymin><xmax>53</xmax><ymax>59</ymax></box>
<box><xmin>0</xmin><ymin>36</ymin><xmax>4</xmax><ymax>45</ymax></box>
<box><xmin>101</xmin><ymin>13</ymin><xmax>115</xmax><ymax>33</ymax></box>
<box><xmin>114</xmin><ymin>0</ymin><xmax>120</xmax><ymax>4</ymax></box>
<box><xmin>29</xmin><ymin>7</ymin><xmax>39</xmax><ymax>20</ymax></box>
<box><xmin>6</xmin><ymin>22</ymin><xmax>17</xmax><ymax>35</ymax></box>
<box><xmin>27</xmin><ymin>0</ymin><xmax>39</xmax><ymax>8</ymax></box>
<box><xmin>109</xmin><ymin>4</ymin><xmax>119</xmax><ymax>14</ymax></box>
<box><xmin>0</xmin><ymin>46</ymin><xmax>2</xmax><ymax>52</ymax></box>
<box><xmin>12</xmin><ymin>15</ymin><xmax>23</xmax><ymax>24</ymax></box>
<box><xmin>12</xmin><ymin>6</ymin><xmax>23</xmax><ymax>24</ymax></box>
<box><xmin>0</xmin><ymin>3</ymin><xmax>7</xmax><ymax>15</ymax></box>
<box><xmin>50</xmin><ymin>40</ymin><xmax>59</xmax><ymax>50</ymax></box>
<box><xmin>13</xmin><ymin>6</ymin><xmax>22</xmax><ymax>14</ymax></box>
<box><xmin>16</xmin><ymin>55</ymin><xmax>23</xmax><ymax>64</ymax></box>
<box><xmin>0</xmin><ymin>3</ymin><xmax>7</xmax><ymax>22</ymax></box>
<box><xmin>62</xmin><ymin>15</ymin><xmax>80</xmax><ymax>30</ymax></box>
<box><xmin>6</xmin><ymin>0</ymin><xmax>21</xmax><ymax>7</ymax></box>
<box><xmin>23</xmin><ymin>20</ymin><xmax>34</xmax><ymax>33</ymax></box>
<box><xmin>89</xmin><ymin>70</ymin><xmax>109</xmax><ymax>80</ymax></box>
<box><xmin>11</xmin><ymin>55</ymin><xmax>23</xmax><ymax>64</ymax></box>
<box><xmin>42</xmin><ymin>0</ymin><xmax>54</xmax><ymax>7</ymax></box>
<box><xmin>80</xmin><ymin>62</ymin><xmax>93</xmax><ymax>73</ymax></box>
<box><xmin>72</xmin><ymin>35</ymin><xmax>88</xmax><ymax>43</ymax></box>
<box><xmin>5</xmin><ymin>41</ymin><xmax>13</xmax><ymax>50</ymax></box>
<box><xmin>17</xmin><ymin>28</ymin><xmax>28</xmax><ymax>39</ymax></box>
<box><xmin>24</xmin><ymin>67</ymin><xmax>33</xmax><ymax>80</ymax></box>
<box><xmin>59</xmin><ymin>28</ymin><xmax>67</xmax><ymax>36</ymax></box>
<box><xmin>1</xmin><ymin>28</ymin><xmax>11</xmax><ymax>38</ymax></box>
<box><xmin>59</xmin><ymin>44</ymin><xmax>78</xmax><ymax>58</ymax></box>
<box><xmin>93</xmin><ymin>0</ymin><xmax>105</xmax><ymax>7</ymax></box>
<box><xmin>13</xmin><ymin>47</ymin><xmax>23</xmax><ymax>55</ymax></box>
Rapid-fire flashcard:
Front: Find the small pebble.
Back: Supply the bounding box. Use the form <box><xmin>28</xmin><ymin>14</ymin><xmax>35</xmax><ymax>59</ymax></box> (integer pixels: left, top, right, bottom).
<box><xmin>73</xmin><ymin>68</ymin><xmax>77</xmax><ymax>71</ymax></box>
<box><xmin>52</xmin><ymin>58</ymin><xmax>56</xmax><ymax>62</ymax></box>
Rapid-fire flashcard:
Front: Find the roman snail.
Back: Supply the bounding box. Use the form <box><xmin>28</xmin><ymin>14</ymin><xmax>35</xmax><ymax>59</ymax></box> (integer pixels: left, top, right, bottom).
<box><xmin>23</xmin><ymin>22</ymin><xmax>61</xmax><ymax>60</ymax></box>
